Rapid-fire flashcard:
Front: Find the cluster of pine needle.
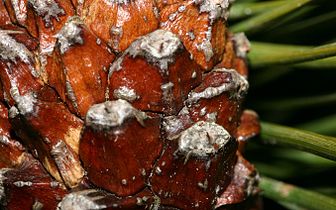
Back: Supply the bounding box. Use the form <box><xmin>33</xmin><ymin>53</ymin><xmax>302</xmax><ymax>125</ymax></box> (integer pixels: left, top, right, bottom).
<box><xmin>229</xmin><ymin>0</ymin><xmax>336</xmax><ymax>209</ymax></box>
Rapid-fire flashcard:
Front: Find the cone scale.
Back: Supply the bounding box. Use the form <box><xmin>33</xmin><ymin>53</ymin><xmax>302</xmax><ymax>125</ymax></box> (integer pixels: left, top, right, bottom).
<box><xmin>0</xmin><ymin>0</ymin><xmax>260</xmax><ymax>209</ymax></box>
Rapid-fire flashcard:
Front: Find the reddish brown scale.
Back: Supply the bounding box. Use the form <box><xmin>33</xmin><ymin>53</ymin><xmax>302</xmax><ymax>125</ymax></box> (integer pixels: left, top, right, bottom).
<box><xmin>150</xmin><ymin>127</ymin><xmax>238</xmax><ymax>210</ymax></box>
<box><xmin>46</xmin><ymin>18</ymin><xmax>115</xmax><ymax>118</ymax></box>
<box><xmin>216</xmin><ymin>152</ymin><xmax>259</xmax><ymax>209</ymax></box>
<box><xmin>231</xmin><ymin>33</ymin><xmax>250</xmax><ymax>77</ymax></box>
<box><xmin>217</xmin><ymin>196</ymin><xmax>263</xmax><ymax>210</ymax></box>
<box><xmin>0</xmin><ymin>56</ymin><xmax>42</xmax><ymax>104</ymax></box>
<box><xmin>216</xmin><ymin>33</ymin><xmax>250</xmax><ymax>77</ymax></box>
<box><xmin>3</xmin><ymin>0</ymin><xmax>38</xmax><ymax>38</ymax></box>
<box><xmin>181</xmin><ymin>68</ymin><xmax>249</xmax><ymax>136</ymax></box>
<box><xmin>3</xmin><ymin>0</ymin><xmax>28</xmax><ymax>25</ymax></box>
<box><xmin>57</xmin><ymin>188</ymin><xmax>159</xmax><ymax>209</ymax></box>
<box><xmin>80</xmin><ymin>100</ymin><xmax>163</xmax><ymax>196</ymax></box>
<box><xmin>0</xmin><ymin>27</ymin><xmax>40</xmax><ymax>170</ymax></box>
<box><xmin>1</xmin><ymin>156</ymin><xmax>67</xmax><ymax>210</ymax></box>
<box><xmin>216</xmin><ymin>36</ymin><xmax>235</xmax><ymax>69</ymax></box>
<box><xmin>80</xmin><ymin>0</ymin><xmax>159</xmax><ymax>52</ymax></box>
<box><xmin>108</xmin><ymin>29</ymin><xmax>202</xmax><ymax>115</ymax></box>
<box><xmin>10</xmin><ymin>86</ymin><xmax>84</xmax><ymax>188</ymax></box>
<box><xmin>0</xmin><ymin>103</ymin><xmax>10</xmax><ymax>134</ymax></box>
<box><xmin>0</xmin><ymin>102</ymin><xmax>26</xmax><ymax>169</ymax></box>
<box><xmin>0</xmin><ymin>24</ymin><xmax>38</xmax><ymax>50</ymax></box>
<box><xmin>72</xmin><ymin>0</ymin><xmax>84</xmax><ymax>15</ymax></box>
<box><xmin>235</xmin><ymin>110</ymin><xmax>260</xmax><ymax>153</ymax></box>
<box><xmin>0</xmin><ymin>25</ymin><xmax>42</xmax><ymax>107</ymax></box>
<box><xmin>0</xmin><ymin>1</ymin><xmax>12</xmax><ymax>26</ymax></box>
<box><xmin>70</xmin><ymin>0</ymin><xmax>81</xmax><ymax>8</ymax></box>
<box><xmin>232</xmin><ymin>57</ymin><xmax>249</xmax><ymax>77</ymax></box>
<box><xmin>0</xmin><ymin>82</ymin><xmax>4</xmax><ymax>101</ymax></box>
<box><xmin>27</xmin><ymin>0</ymin><xmax>75</xmax><ymax>78</ymax></box>
<box><xmin>44</xmin><ymin>48</ymin><xmax>67</xmax><ymax>104</ymax></box>
<box><xmin>159</xmin><ymin>0</ymin><xmax>227</xmax><ymax>70</ymax></box>
<box><xmin>150</xmin><ymin>67</ymin><xmax>252</xmax><ymax>209</ymax></box>
<box><xmin>155</xmin><ymin>0</ymin><xmax>183</xmax><ymax>10</ymax></box>
<box><xmin>29</xmin><ymin>0</ymin><xmax>74</xmax><ymax>37</ymax></box>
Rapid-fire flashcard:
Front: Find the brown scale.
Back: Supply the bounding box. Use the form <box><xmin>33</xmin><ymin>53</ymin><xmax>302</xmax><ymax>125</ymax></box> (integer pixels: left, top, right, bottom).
<box><xmin>1</xmin><ymin>156</ymin><xmax>68</xmax><ymax>210</ymax></box>
<box><xmin>159</xmin><ymin>0</ymin><xmax>227</xmax><ymax>70</ymax></box>
<box><xmin>0</xmin><ymin>27</ymin><xmax>40</xmax><ymax>170</ymax></box>
<box><xmin>80</xmin><ymin>0</ymin><xmax>159</xmax><ymax>53</ymax></box>
<box><xmin>0</xmin><ymin>102</ymin><xmax>25</xmax><ymax>169</ymax></box>
<box><xmin>0</xmin><ymin>82</ymin><xmax>4</xmax><ymax>101</ymax></box>
<box><xmin>216</xmin><ymin>33</ymin><xmax>249</xmax><ymax>77</ymax></box>
<box><xmin>0</xmin><ymin>26</ymin><xmax>84</xmax><ymax>188</ymax></box>
<box><xmin>30</xmin><ymin>0</ymin><xmax>75</xmax><ymax>51</ymax></box>
<box><xmin>0</xmin><ymin>25</ymin><xmax>42</xmax><ymax>107</ymax></box>
<box><xmin>235</xmin><ymin>110</ymin><xmax>261</xmax><ymax>153</ymax></box>
<box><xmin>46</xmin><ymin>18</ymin><xmax>115</xmax><ymax>118</ymax></box>
<box><xmin>3</xmin><ymin>0</ymin><xmax>38</xmax><ymax>37</ymax></box>
<box><xmin>0</xmin><ymin>0</ymin><xmax>12</xmax><ymax>26</ymax></box>
<box><xmin>216</xmin><ymin>152</ymin><xmax>259</xmax><ymax>209</ymax></box>
<box><xmin>80</xmin><ymin>100</ymin><xmax>163</xmax><ymax>197</ymax></box>
<box><xmin>10</xmin><ymin>86</ymin><xmax>85</xmax><ymax>188</ymax></box>
<box><xmin>57</xmin><ymin>188</ymin><xmax>159</xmax><ymax>209</ymax></box>
<box><xmin>1</xmin><ymin>103</ymin><xmax>68</xmax><ymax>210</ymax></box>
<box><xmin>1</xmin><ymin>102</ymin><xmax>68</xmax><ymax>210</ymax></box>
<box><xmin>150</xmin><ymin>133</ymin><xmax>237</xmax><ymax>210</ymax></box>
<box><xmin>108</xmin><ymin>29</ymin><xmax>202</xmax><ymax>115</ymax></box>
<box><xmin>151</xmin><ymin>69</ymin><xmax>249</xmax><ymax>209</ymax></box>
<box><xmin>2</xmin><ymin>0</ymin><xmax>75</xmax><ymax>54</ymax></box>
<box><xmin>182</xmin><ymin>69</ymin><xmax>248</xmax><ymax>136</ymax></box>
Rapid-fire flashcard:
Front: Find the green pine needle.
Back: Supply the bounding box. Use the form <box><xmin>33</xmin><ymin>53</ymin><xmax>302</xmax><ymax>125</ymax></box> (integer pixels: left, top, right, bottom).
<box><xmin>260</xmin><ymin>5</ymin><xmax>316</xmax><ymax>33</ymax></box>
<box><xmin>260</xmin><ymin>177</ymin><xmax>336</xmax><ymax>210</ymax></box>
<box><xmin>298</xmin><ymin>114</ymin><xmax>336</xmax><ymax>135</ymax></box>
<box><xmin>274</xmin><ymin>11</ymin><xmax>336</xmax><ymax>35</ymax></box>
<box><xmin>231</xmin><ymin>0</ymin><xmax>311</xmax><ymax>33</ymax></box>
<box><xmin>229</xmin><ymin>1</ymin><xmax>287</xmax><ymax>20</ymax></box>
<box><xmin>260</xmin><ymin>122</ymin><xmax>336</xmax><ymax>161</ymax></box>
<box><xmin>250</xmin><ymin>148</ymin><xmax>336</xmax><ymax>179</ymax></box>
<box><xmin>248</xmin><ymin>42</ymin><xmax>336</xmax><ymax>68</ymax></box>
<box><xmin>295</xmin><ymin>56</ymin><xmax>336</xmax><ymax>69</ymax></box>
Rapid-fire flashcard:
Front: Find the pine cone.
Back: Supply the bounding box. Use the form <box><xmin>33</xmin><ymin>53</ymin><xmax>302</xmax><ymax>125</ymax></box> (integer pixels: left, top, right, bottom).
<box><xmin>0</xmin><ymin>0</ymin><xmax>260</xmax><ymax>209</ymax></box>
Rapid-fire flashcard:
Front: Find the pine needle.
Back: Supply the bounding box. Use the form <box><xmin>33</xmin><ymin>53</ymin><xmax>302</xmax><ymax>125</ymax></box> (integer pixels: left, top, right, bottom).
<box><xmin>229</xmin><ymin>1</ymin><xmax>287</xmax><ymax>20</ymax></box>
<box><xmin>260</xmin><ymin>122</ymin><xmax>336</xmax><ymax>161</ymax></box>
<box><xmin>260</xmin><ymin>177</ymin><xmax>336</xmax><ymax>210</ymax></box>
<box><xmin>297</xmin><ymin>114</ymin><xmax>336</xmax><ymax>135</ymax></box>
<box><xmin>231</xmin><ymin>0</ymin><xmax>311</xmax><ymax>33</ymax></box>
<box><xmin>248</xmin><ymin>42</ymin><xmax>336</xmax><ymax>68</ymax></box>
